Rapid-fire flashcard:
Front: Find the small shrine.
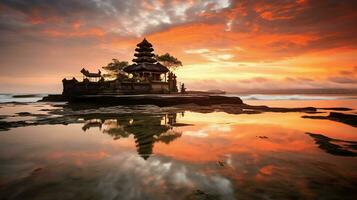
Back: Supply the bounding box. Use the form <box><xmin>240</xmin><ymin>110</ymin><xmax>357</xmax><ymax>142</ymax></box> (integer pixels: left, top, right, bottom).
<box><xmin>80</xmin><ymin>68</ymin><xmax>102</xmax><ymax>82</ymax></box>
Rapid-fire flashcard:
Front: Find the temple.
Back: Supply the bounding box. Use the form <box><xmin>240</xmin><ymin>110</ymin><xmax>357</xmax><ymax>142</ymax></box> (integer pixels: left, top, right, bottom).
<box><xmin>62</xmin><ymin>38</ymin><xmax>179</xmax><ymax>96</ymax></box>
<box><xmin>125</xmin><ymin>38</ymin><xmax>168</xmax><ymax>81</ymax></box>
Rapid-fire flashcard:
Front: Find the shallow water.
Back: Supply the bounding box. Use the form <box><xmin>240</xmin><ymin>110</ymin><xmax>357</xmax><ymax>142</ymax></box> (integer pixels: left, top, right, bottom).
<box><xmin>0</xmin><ymin>100</ymin><xmax>356</xmax><ymax>200</ymax></box>
<box><xmin>0</xmin><ymin>94</ymin><xmax>46</xmax><ymax>103</ymax></box>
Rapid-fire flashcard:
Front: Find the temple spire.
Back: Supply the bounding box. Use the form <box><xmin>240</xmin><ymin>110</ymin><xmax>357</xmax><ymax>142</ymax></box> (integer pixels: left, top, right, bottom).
<box><xmin>132</xmin><ymin>38</ymin><xmax>156</xmax><ymax>64</ymax></box>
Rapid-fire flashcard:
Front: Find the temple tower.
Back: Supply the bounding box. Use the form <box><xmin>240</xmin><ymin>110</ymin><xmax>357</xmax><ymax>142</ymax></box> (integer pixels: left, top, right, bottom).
<box><xmin>124</xmin><ymin>38</ymin><xmax>169</xmax><ymax>81</ymax></box>
<box><xmin>132</xmin><ymin>38</ymin><xmax>156</xmax><ymax>64</ymax></box>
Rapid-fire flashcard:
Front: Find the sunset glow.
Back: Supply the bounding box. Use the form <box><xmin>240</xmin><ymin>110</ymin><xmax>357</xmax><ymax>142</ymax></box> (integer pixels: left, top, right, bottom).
<box><xmin>1</xmin><ymin>2</ymin><xmax>357</xmax><ymax>198</ymax></box>
<box><xmin>0</xmin><ymin>0</ymin><xmax>356</xmax><ymax>93</ymax></box>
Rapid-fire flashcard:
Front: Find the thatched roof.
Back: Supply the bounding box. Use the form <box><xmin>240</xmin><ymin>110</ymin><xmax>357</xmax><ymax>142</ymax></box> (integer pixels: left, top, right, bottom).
<box><xmin>134</xmin><ymin>52</ymin><xmax>155</xmax><ymax>57</ymax></box>
<box><xmin>125</xmin><ymin>38</ymin><xmax>169</xmax><ymax>73</ymax></box>
<box><xmin>80</xmin><ymin>68</ymin><xmax>101</xmax><ymax>77</ymax></box>
<box><xmin>132</xmin><ymin>57</ymin><xmax>156</xmax><ymax>64</ymax></box>
<box><xmin>123</xmin><ymin>63</ymin><xmax>169</xmax><ymax>73</ymax></box>
<box><xmin>137</xmin><ymin>38</ymin><xmax>153</xmax><ymax>48</ymax></box>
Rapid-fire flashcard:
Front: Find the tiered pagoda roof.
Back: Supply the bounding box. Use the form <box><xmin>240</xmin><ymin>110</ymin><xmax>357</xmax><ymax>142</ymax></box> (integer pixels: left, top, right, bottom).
<box><xmin>124</xmin><ymin>38</ymin><xmax>169</xmax><ymax>73</ymax></box>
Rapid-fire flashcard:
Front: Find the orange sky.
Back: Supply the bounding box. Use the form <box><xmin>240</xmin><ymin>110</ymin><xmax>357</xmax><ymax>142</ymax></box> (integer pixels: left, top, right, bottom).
<box><xmin>0</xmin><ymin>0</ymin><xmax>356</xmax><ymax>93</ymax></box>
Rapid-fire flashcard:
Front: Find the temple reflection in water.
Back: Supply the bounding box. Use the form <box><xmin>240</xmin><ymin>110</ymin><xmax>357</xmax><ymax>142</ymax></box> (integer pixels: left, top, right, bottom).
<box><xmin>81</xmin><ymin>113</ymin><xmax>183</xmax><ymax>160</ymax></box>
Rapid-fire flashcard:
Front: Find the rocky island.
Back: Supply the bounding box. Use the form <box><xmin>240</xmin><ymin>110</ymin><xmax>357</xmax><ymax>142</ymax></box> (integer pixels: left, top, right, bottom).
<box><xmin>39</xmin><ymin>38</ymin><xmax>356</xmax><ymax>129</ymax></box>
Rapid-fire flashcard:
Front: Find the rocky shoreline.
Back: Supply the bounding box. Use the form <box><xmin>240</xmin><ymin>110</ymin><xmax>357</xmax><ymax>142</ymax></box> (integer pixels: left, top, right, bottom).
<box><xmin>42</xmin><ymin>94</ymin><xmax>343</xmax><ymax>117</ymax></box>
<box><xmin>41</xmin><ymin>94</ymin><xmax>320</xmax><ymax>111</ymax></box>
<box><xmin>0</xmin><ymin>94</ymin><xmax>355</xmax><ymax>132</ymax></box>
<box><xmin>1</xmin><ymin>93</ymin><xmax>356</xmax><ymax>131</ymax></box>
<box><xmin>41</xmin><ymin>94</ymin><xmax>245</xmax><ymax>106</ymax></box>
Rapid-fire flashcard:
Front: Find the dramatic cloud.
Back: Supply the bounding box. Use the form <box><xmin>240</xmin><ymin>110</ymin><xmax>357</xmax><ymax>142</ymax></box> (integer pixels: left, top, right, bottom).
<box><xmin>0</xmin><ymin>0</ymin><xmax>231</xmax><ymax>37</ymax></box>
<box><xmin>0</xmin><ymin>0</ymin><xmax>356</xmax><ymax>92</ymax></box>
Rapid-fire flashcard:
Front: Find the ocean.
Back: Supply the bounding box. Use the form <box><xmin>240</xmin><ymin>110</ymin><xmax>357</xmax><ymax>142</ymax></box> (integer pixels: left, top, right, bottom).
<box><xmin>0</xmin><ymin>94</ymin><xmax>46</xmax><ymax>103</ymax></box>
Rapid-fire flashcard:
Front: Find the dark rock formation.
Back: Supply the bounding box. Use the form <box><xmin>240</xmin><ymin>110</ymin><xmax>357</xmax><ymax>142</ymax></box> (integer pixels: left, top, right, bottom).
<box><xmin>16</xmin><ymin>112</ymin><xmax>32</xmax><ymax>116</ymax></box>
<box><xmin>318</xmin><ymin>107</ymin><xmax>353</xmax><ymax>111</ymax></box>
<box><xmin>41</xmin><ymin>94</ymin><xmax>68</xmax><ymax>102</ymax></box>
<box><xmin>61</xmin><ymin>95</ymin><xmax>244</xmax><ymax>107</ymax></box>
<box><xmin>41</xmin><ymin>94</ymin><xmax>318</xmax><ymax>115</ymax></box>
<box><xmin>306</xmin><ymin>132</ymin><xmax>357</xmax><ymax>157</ymax></box>
<box><xmin>302</xmin><ymin>112</ymin><xmax>357</xmax><ymax>127</ymax></box>
<box><xmin>12</xmin><ymin>94</ymin><xmax>41</xmax><ymax>98</ymax></box>
<box><xmin>242</xmin><ymin>104</ymin><xmax>317</xmax><ymax>113</ymax></box>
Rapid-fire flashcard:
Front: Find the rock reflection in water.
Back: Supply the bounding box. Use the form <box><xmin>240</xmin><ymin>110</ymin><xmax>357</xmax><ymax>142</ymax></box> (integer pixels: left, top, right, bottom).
<box><xmin>81</xmin><ymin>113</ymin><xmax>184</xmax><ymax>160</ymax></box>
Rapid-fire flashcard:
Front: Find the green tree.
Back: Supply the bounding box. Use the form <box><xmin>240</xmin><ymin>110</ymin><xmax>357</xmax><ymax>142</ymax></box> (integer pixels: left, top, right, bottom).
<box><xmin>155</xmin><ymin>53</ymin><xmax>182</xmax><ymax>71</ymax></box>
<box><xmin>102</xmin><ymin>59</ymin><xmax>129</xmax><ymax>79</ymax></box>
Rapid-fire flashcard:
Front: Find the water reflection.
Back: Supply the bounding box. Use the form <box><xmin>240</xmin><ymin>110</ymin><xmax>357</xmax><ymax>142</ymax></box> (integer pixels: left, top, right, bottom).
<box><xmin>81</xmin><ymin>113</ymin><xmax>183</xmax><ymax>160</ymax></box>
<box><xmin>0</xmin><ymin>103</ymin><xmax>357</xmax><ymax>199</ymax></box>
<box><xmin>306</xmin><ymin>132</ymin><xmax>357</xmax><ymax>157</ymax></box>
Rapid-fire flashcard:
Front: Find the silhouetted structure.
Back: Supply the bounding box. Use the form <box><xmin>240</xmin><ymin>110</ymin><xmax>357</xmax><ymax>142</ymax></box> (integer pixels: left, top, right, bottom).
<box><xmin>62</xmin><ymin>38</ymin><xmax>179</xmax><ymax>96</ymax></box>
<box><xmin>80</xmin><ymin>68</ymin><xmax>102</xmax><ymax>82</ymax></box>
<box><xmin>124</xmin><ymin>39</ymin><xmax>168</xmax><ymax>81</ymax></box>
<box><xmin>181</xmin><ymin>83</ymin><xmax>186</xmax><ymax>94</ymax></box>
<box><xmin>168</xmin><ymin>72</ymin><xmax>178</xmax><ymax>93</ymax></box>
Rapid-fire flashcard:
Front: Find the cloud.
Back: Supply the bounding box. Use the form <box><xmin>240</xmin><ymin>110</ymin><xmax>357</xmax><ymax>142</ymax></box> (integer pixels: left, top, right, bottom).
<box><xmin>185</xmin><ymin>49</ymin><xmax>210</xmax><ymax>54</ymax></box>
<box><xmin>0</xmin><ymin>0</ymin><xmax>232</xmax><ymax>37</ymax></box>
<box><xmin>94</xmin><ymin>153</ymin><xmax>235</xmax><ymax>200</ymax></box>
<box><xmin>1</xmin><ymin>0</ymin><xmax>357</xmax><ymax>92</ymax></box>
<box><xmin>1</xmin><ymin>0</ymin><xmax>356</xmax><ymax>57</ymax></box>
<box><xmin>328</xmin><ymin>76</ymin><xmax>357</xmax><ymax>84</ymax></box>
<box><xmin>185</xmin><ymin>48</ymin><xmax>234</xmax><ymax>62</ymax></box>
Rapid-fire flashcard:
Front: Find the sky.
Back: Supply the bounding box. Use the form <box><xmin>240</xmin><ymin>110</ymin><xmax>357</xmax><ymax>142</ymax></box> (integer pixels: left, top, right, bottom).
<box><xmin>0</xmin><ymin>0</ymin><xmax>356</xmax><ymax>93</ymax></box>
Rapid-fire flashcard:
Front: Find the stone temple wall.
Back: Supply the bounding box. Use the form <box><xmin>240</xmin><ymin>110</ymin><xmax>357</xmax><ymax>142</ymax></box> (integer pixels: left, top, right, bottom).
<box><xmin>62</xmin><ymin>79</ymin><xmax>170</xmax><ymax>96</ymax></box>
<box><xmin>151</xmin><ymin>82</ymin><xmax>169</xmax><ymax>93</ymax></box>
